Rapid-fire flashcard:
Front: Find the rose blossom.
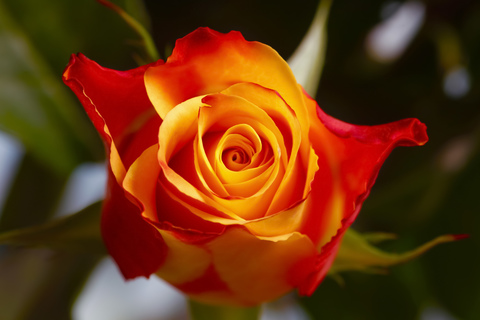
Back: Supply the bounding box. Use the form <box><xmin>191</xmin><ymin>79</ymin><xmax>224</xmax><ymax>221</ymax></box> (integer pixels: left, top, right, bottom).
<box><xmin>63</xmin><ymin>28</ymin><xmax>427</xmax><ymax>306</ymax></box>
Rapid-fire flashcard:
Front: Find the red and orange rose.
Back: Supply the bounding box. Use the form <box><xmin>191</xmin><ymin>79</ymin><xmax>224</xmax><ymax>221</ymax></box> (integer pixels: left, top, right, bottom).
<box><xmin>63</xmin><ymin>28</ymin><xmax>427</xmax><ymax>306</ymax></box>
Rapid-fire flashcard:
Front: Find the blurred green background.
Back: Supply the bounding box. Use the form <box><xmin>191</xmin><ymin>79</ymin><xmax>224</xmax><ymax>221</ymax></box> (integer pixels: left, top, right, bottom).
<box><xmin>0</xmin><ymin>0</ymin><xmax>478</xmax><ymax>319</ymax></box>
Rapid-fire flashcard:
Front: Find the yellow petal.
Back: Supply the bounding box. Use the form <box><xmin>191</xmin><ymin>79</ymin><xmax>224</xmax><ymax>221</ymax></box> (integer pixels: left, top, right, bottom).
<box><xmin>123</xmin><ymin>144</ymin><xmax>160</xmax><ymax>222</ymax></box>
<box><xmin>206</xmin><ymin>227</ymin><xmax>317</xmax><ymax>306</ymax></box>
<box><xmin>155</xmin><ymin>230</ymin><xmax>211</xmax><ymax>284</ymax></box>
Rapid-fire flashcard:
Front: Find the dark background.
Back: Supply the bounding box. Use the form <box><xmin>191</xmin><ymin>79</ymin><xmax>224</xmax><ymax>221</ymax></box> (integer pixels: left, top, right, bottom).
<box><xmin>0</xmin><ymin>0</ymin><xmax>479</xmax><ymax>319</ymax></box>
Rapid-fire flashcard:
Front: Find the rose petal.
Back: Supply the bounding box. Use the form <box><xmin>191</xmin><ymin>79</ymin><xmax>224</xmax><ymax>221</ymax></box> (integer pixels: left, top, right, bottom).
<box><xmin>297</xmin><ymin>91</ymin><xmax>429</xmax><ymax>295</ymax></box>
<box><xmin>155</xmin><ymin>230</ymin><xmax>212</xmax><ymax>284</ymax></box>
<box><xmin>124</xmin><ymin>144</ymin><xmax>225</xmax><ymax>234</ymax></box>
<box><xmin>219</xmin><ymin>83</ymin><xmax>317</xmax><ymax>215</ymax></box>
<box><xmin>62</xmin><ymin>54</ymin><xmax>162</xmax><ymax>179</ymax></box>
<box><xmin>208</xmin><ymin>227</ymin><xmax>316</xmax><ymax>306</ymax></box>
<box><xmin>144</xmin><ymin>27</ymin><xmax>309</xmax><ymax>128</ymax></box>
<box><xmin>176</xmin><ymin>226</ymin><xmax>317</xmax><ymax>306</ymax></box>
<box><xmin>198</xmin><ymin>95</ymin><xmax>285</xmax><ymax>175</ymax></box>
<box><xmin>243</xmin><ymin>195</ymin><xmax>313</xmax><ymax>237</ymax></box>
<box><xmin>156</xmin><ymin>96</ymin><xmax>243</xmax><ymax>221</ymax></box>
<box><xmin>203</xmin><ymin>126</ymin><xmax>273</xmax><ymax>197</ymax></box>
<box><xmin>123</xmin><ymin>144</ymin><xmax>161</xmax><ymax>223</ymax></box>
<box><xmin>63</xmin><ymin>54</ymin><xmax>168</xmax><ymax>280</ymax></box>
<box><xmin>64</xmin><ymin>28</ymin><xmax>432</xmax><ymax>306</ymax></box>
<box><xmin>101</xmin><ymin>167</ymin><xmax>167</xmax><ymax>279</ymax></box>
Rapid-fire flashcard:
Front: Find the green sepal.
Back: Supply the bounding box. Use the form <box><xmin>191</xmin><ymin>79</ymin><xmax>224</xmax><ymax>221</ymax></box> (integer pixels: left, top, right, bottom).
<box><xmin>0</xmin><ymin>201</ymin><xmax>106</xmax><ymax>254</ymax></box>
<box><xmin>329</xmin><ymin>228</ymin><xmax>465</xmax><ymax>275</ymax></box>
<box><xmin>189</xmin><ymin>299</ymin><xmax>261</xmax><ymax>320</ymax></box>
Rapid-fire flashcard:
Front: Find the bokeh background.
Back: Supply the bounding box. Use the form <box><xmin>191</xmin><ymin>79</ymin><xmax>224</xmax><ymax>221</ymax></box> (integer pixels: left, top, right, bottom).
<box><xmin>0</xmin><ymin>0</ymin><xmax>479</xmax><ymax>319</ymax></box>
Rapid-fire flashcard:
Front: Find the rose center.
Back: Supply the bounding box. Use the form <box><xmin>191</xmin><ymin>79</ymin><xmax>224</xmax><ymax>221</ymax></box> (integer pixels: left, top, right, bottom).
<box><xmin>222</xmin><ymin>147</ymin><xmax>251</xmax><ymax>171</ymax></box>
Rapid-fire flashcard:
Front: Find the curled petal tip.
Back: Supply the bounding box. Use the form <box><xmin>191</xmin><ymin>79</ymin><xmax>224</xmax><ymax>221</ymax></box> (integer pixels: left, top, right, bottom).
<box><xmin>389</xmin><ymin>118</ymin><xmax>428</xmax><ymax>147</ymax></box>
<box><xmin>63</xmin><ymin>54</ymin><xmax>76</xmax><ymax>80</ymax></box>
<box><xmin>63</xmin><ymin>53</ymin><xmax>91</xmax><ymax>81</ymax></box>
<box><xmin>410</xmin><ymin>118</ymin><xmax>428</xmax><ymax>146</ymax></box>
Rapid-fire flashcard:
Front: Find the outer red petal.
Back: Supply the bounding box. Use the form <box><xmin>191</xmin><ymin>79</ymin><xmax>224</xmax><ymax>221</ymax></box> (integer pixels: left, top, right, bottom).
<box><xmin>62</xmin><ymin>53</ymin><xmax>163</xmax><ymax>169</ymax></box>
<box><xmin>63</xmin><ymin>54</ymin><xmax>167</xmax><ymax>279</ymax></box>
<box><xmin>298</xmin><ymin>93</ymin><xmax>428</xmax><ymax>295</ymax></box>
<box><xmin>102</xmin><ymin>167</ymin><xmax>167</xmax><ymax>279</ymax></box>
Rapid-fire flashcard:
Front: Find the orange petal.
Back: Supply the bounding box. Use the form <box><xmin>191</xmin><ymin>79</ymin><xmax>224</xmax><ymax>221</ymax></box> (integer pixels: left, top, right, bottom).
<box><xmin>144</xmin><ymin>28</ymin><xmax>308</xmax><ymax>126</ymax></box>
<box><xmin>123</xmin><ymin>144</ymin><xmax>160</xmax><ymax>222</ymax></box>
<box><xmin>221</xmin><ymin>83</ymin><xmax>317</xmax><ymax>215</ymax></box>
<box><xmin>124</xmin><ymin>140</ymin><xmax>225</xmax><ymax>235</ymax></box>
<box><xmin>198</xmin><ymin>94</ymin><xmax>287</xmax><ymax>219</ymax></box>
<box><xmin>203</xmin><ymin>227</ymin><xmax>317</xmax><ymax>306</ymax></box>
<box><xmin>155</xmin><ymin>230</ymin><xmax>212</xmax><ymax>284</ymax></box>
<box><xmin>156</xmin><ymin>96</ymin><xmax>243</xmax><ymax>222</ymax></box>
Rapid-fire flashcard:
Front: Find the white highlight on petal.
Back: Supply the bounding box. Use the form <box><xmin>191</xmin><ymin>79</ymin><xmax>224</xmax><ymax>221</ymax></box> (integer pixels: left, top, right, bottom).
<box><xmin>366</xmin><ymin>1</ymin><xmax>425</xmax><ymax>63</ymax></box>
<box><xmin>0</xmin><ymin>131</ymin><xmax>24</xmax><ymax>216</ymax></box>
<box><xmin>73</xmin><ymin>258</ymin><xmax>187</xmax><ymax>320</ymax></box>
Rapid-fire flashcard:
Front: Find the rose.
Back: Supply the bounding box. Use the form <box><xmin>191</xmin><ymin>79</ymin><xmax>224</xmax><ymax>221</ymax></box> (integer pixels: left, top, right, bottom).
<box><xmin>63</xmin><ymin>28</ymin><xmax>427</xmax><ymax>306</ymax></box>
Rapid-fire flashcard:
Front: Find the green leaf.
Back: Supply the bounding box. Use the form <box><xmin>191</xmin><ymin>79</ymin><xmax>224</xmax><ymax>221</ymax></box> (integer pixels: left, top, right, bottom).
<box><xmin>189</xmin><ymin>299</ymin><xmax>261</xmax><ymax>320</ymax></box>
<box><xmin>0</xmin><ymin>201</ymin><xmax>106</xmax><ymax>254</ymax></box>
<box><xmin>288</xmin><ymin>0</ymin><xmax>332</xmax><ymax>97</ymax></box>
<box><xmin>329</xmin><ymin>228</ymin><xmax>465</xmax><ymax>275</ymax></box>
<box><xmin>0</xmin><ymin>0</ymin><xmax>98</xmax><ymax>175</ymax></box>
